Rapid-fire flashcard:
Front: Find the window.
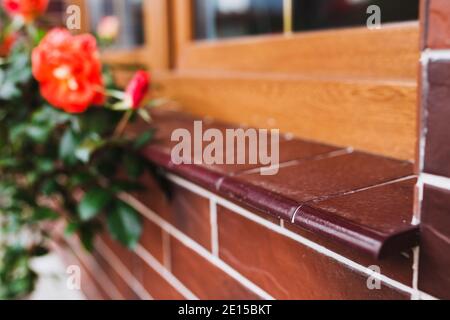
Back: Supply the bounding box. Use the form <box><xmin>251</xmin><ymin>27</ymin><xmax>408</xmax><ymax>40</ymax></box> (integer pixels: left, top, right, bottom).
<box><xmin>167</xmin><ymin>0</ymin><xmax>420</xmax><ymax>161</ymax></box>
<box><xmin>193</xmin><ymin>0</ymin><xmax>420</xmax><ymax>40</ymax></box>
<box><xmin>86</xmin><ymin>0</ymin><xmax>145</xmax><ymax>50</ymax></box>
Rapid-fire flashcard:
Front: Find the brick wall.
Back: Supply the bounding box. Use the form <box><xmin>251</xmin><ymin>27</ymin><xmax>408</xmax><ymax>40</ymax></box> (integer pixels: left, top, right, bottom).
<box><xmin>416</xmin><ymin>0</ymin><xmax>450</xmax><ymax>300</ymax></box>
<box><xmin>57</xmin><ymin>167</ymin><xmax>425</xmax><ymax>300</ymax></box>
<box><xmin>53</xmin><ymin>1</ymin><xmax>450</xmax><ymax>301</ymax></box>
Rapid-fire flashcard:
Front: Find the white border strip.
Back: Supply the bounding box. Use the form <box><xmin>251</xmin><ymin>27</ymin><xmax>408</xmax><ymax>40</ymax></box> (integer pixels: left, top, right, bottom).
<box><xmin>135</xmin><ymin>245</ymin><xmax>199</xmax><ymax>300</ymax></box>
<box><xmin>96</xmin><ymin>240</ymin><xmax>154</xmax><ymax>300</ymax></box>
<box><xmin>120</xmin><ymin>193</ymin><xmax>274</xmax><ymax>300</ymax></box>
<box><xmin>164</xmin><ymin>173</ymin><xmax>417</xmax><ymax>296</ymax></box>
<box><xmin>421</xmin><ymin>49</ymin><xmax>450</xmax><ymax>62</ymax></box>
<box><xmin>421</xmin><ymin>173</ymin><xmax>450</xmax><ymax>191</ymax></box>
<box><xmin>210</xmin><ymin>198</ymin><xmax>219</xmax><ymax>257</ymax></box>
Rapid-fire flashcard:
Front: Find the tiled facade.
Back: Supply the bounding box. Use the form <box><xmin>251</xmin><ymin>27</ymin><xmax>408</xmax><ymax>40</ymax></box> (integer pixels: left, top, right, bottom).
<box><xmin>54</xmin><ymin>0</ymin><xmax>450</xmax><ymax>301</ymax></box>
<box><xmin>417</xmin><ymin>0</ymin><xmax>450</xmax><ymax>300</ymax></box>
<box><xmin>58</xmin><ymin>168</ymin><xmax>418</xmax><ymax>300</ymax></box>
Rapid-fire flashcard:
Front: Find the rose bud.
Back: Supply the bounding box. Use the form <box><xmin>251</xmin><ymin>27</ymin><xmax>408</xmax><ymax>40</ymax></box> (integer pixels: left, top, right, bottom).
<box><xmin>2</xmin><ymin>0</ymin><xmax>49</xmax><ymax>22</ymax></box>
<box><xmin>97</xmin><ymin>16</ymin><xmax>120</xmax><ymax>42</ymax></box>
<box><xmin>124</xmin><ymin>70</ymin><xmax>150</xmax><ymax>109</ymax></box>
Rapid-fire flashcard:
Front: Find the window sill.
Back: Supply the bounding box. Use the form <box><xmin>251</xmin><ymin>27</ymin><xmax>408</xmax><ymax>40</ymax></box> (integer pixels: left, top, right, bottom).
<box><xmin>140</xmin><ymin>109</ymin><xmax>419</xmax><ymax>259</ymax></box>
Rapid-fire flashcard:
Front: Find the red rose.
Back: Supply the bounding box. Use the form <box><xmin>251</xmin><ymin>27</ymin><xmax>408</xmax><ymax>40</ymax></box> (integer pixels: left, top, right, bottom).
<box><xmin>0</xmin><ymin>33</ymin><xmax>17</xmax><ymax>57</ymax></box>
<box><xmin>32</xmin><ymin>28</ymin><xmax>105</xmax><ymax>113</ymax></box>
<box><xmin>2</xmin><ymin>0</ymin><xmax>49</xmax><ymax>22</ymax></box>
<box><xmin>125</xmin><ymin>70</ymin><xmax>150</xmax><ymax>109</ymax></box>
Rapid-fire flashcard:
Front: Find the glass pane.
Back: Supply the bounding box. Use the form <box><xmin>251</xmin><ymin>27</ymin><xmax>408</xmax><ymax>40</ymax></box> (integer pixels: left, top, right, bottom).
<box><xmin>87</xmin><ymin>0</ymin><xmax>144</xmax><ymax>49</ymax></box>
<box><xmin>293</xmin><ymin>0</ymin><xmax>419</xmax><ymax>32</ymax></box>
<box><xmin>193</xmin><ymin>0</ymin><xmax>284</xmax><ymax>40</ymax></box>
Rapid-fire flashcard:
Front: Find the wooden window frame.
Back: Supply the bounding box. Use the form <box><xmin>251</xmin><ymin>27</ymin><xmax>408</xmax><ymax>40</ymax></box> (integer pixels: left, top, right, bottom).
<box><xmin>67</xmin><ymin>0</ymin><xmax>170</xmax><ymax>70</ymax></box>
<box><xmin>172</xmin><ymin>0</ymin><xmax>419</xmax><ymax>80</ymax></box>
<box><xmin>161</xmin><ymin>0</ymin><xmax>421</xmax><ymax>161</ymax></box>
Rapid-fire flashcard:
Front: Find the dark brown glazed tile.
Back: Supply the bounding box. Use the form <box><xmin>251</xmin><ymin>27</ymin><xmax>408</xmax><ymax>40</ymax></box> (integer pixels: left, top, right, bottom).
<box><xmin>427</xmin><ymin>0</ymin><xmax>450</xmax><ymax>49</ymax></box>
<box><xmin>139</xmin><ymin>109</ymin><xmax>418</xmax><ymax>259</ymax></box>
<box><xmin>170</xmin><ymin>237</ymin><xmax>261</xmax><ymax>300</ymax></box>
<box><xmin>135</xmin><ymin>255</ymin><xmax>185</xmax><ymax>300</ymax></box>
<box><xmin>424</xmin><ymin>61</ymin><xmax>450</xmax><ymax>178</ymax></box>
<box><xmin>219</xmin><ymin>152</ymin><xmax>413</xmax><ymax>221</ymax></box>
<box><xmin>143</xmin><ymin>108</ymin><xmax>342</xmax><ymax>178</ymax></box>
<box><xmin>418</xmin><ymin>184</ymin><xmax>450</xmax><ymax>299</ymax></box>
<box><xmin>295</xmin><ymin>178</ymin><xmax>419</xmax><ymax>258</ymax></box>
<box><xmin>217</xmin><ymin>206</ymin><xmax>409</xmax><ymax>300</ymax></box>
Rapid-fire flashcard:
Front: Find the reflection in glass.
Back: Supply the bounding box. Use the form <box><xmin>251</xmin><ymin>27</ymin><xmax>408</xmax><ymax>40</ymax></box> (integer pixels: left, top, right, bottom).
<box><xmin>194</xmin><ymin>0</ymin><xmax>283</xmax><ymax>40</ymax></box>
<box><xmin>87</xmin><ymin>0</ymin><xmax>144</xmax><ymax>49</ymax></box>
<box><xmin>293</xmin><ymin>0</ymin><xmax>419</xmax><ymax>32</ymax></box>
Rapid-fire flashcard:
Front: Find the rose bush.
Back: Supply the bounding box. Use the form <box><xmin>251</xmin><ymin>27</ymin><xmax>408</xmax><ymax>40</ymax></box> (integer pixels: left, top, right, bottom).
<box><xmin>0</xmin><ymin>2</ymin><xmax>157</xmax><ymax>299</ymax></box>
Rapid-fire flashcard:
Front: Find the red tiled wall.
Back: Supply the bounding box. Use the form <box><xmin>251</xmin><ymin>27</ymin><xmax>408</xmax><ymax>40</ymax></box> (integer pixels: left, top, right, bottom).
<box><xmin>58</xmin><ymin>172</ymin><xmax>416</xmax><ymax>300</ymax></box>
<box><xmin>417</xmin><ymin>0</ymin><xmax>450</xmax><ymax>300</ymax></box>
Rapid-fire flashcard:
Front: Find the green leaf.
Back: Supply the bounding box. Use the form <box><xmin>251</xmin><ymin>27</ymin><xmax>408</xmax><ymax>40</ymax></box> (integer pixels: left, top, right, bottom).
<box><xmin>133</xmin><ymin>130</ymin><xmax>154</xmax><ymax>150</ymax></box>
<box><xmin>75</xmin><ymin>134</ymin><xmax>105</xmax><ymax>163</ymax></box>
<box><xmin>78</xmin><ymin>188</ymin><xmax>112</xmax><ymax>221</ymax></box>
<box><xmin>26</xmin><ymin>125</ymin><xmax>50</xmax><ymax>143</ymax></box>
<box><xmin>33</xmin><ymin>207</ymin><xmax>59</xmax><ymax>221</ymax></box>
<box><xmin>64</xmin><ymin>222</ymin><xmax>80</xmax><ymax>236</ymax></box>
<box><xmin>59</xmin><ymin>128</ymin><xmax>80</xmax><ymax>165</ymax></box>
<box><xmin>123</xmin><ymin>154</ymin><xmax>144</xmax><ymax>179</ymax></box>
<box><xmin>107</xmin><ymin>201</ymin><xmax>142</xmax><ymax>249</ymax></box>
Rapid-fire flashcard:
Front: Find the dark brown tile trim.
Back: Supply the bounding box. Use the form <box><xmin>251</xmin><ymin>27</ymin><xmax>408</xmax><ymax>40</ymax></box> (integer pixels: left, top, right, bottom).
<box><xmin>140</xmin><ymin>110</ymin><xmax>420</xmax><ymax>260</ymax></box>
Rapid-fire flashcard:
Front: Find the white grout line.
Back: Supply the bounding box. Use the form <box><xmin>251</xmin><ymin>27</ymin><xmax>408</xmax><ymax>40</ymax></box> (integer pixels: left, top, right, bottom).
<box><xmin>421</xmin><ymin>49</ymin><xmax>450</xmax><ymax>62</ymax></box>
<box><xmin>135</xmin><ymin>245</ymin><xmax>199</xmax><ymax>300</ymax></box>
<box><xmin>120</xmin><ymin>193</ymin><xmax>275</xmax><ymax>300</ymax></box>
<box><xmin>162</xmin><ymin>231</ymin><xmax>172</xmax><ymax>272</ymax></box>
<box><xmin>411</xmin><ymin>247</ymin><xmax>421</xmax><ymax>300</ymax></box>
<box><xmin>421</xmin><ymin>173</ymin><xmax>450</xmax><ymax>191</ymax></box>
<box><xmin>95</xmin><ymin>240</ymin><xmax>154</xmax><ymax>300</ymax></box>
<box><xmin>210</xmin><ymin>198</ymin><xmax>219</xmax><ymax>257</ymax></box>
<box><xmin>69</xmin><ymin>242</ymin><xmax>125</xmax><ymax>300</ymax></box>
<box><xmin>419</xmin><ymin>54</ymin><xmax>430</xmax><ymax>173</ymax></box>
<box><xmin>418</xmin><ymin>291</ymin><xmax>439</xmax><ymax>300</ymax></box>
<box><xmin>164</xmin><ymin>173</ymin><xmax>417</xmax><ymax>295</ymax></box>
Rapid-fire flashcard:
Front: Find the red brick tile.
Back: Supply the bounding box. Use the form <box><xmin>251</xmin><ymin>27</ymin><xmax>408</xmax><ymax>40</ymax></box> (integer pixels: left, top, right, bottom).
<box><xmin>419</xmin><ymin>185</ymin><xmax>450</xmax><ymax>299</ymax></box>
<box><xmin>136</xmin><ymin>174</ymin><xmax>212</xmax><ymax>251</ymax></box>
<box><xmin>285</xmin><ymin>222</ymin><xmax>414</xmax><ymax>287</ymax></box>
<box><xmin>170</xmin><ymin>238</ymin><xmax>261</xmax><ymax>300</ymax></box>
<box><xmin>100</xmin><ymin>233</ymin><xmax>137</xmax><ymax>272</ymax></box>
<box><xmin>135</xmin><ymin>255</ymin><xmax>185</xmax><ymax>300</ymax></box>
<box><xmin>427</xmin><ymin>0</ymin><xmax>450</xmax><ymax>48</ymax></box>
<box><xmin>218</xmin><ymin>207</ymin><xmax>409</xmax><ymax>300</ymax></box>
<box><xmin>94</xmin><ymin>251</ymin><xmax>139</xmax><ymax>299</ymax></box>
<box><xmin>424</xmin><ymin>61</ymin><xmax>450</xmax><ymax>178</ymax></box>
<box><xmin>139</xmin><ymin>218</ymin><xmax>164</xmax><ymax>264</ymax></box>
